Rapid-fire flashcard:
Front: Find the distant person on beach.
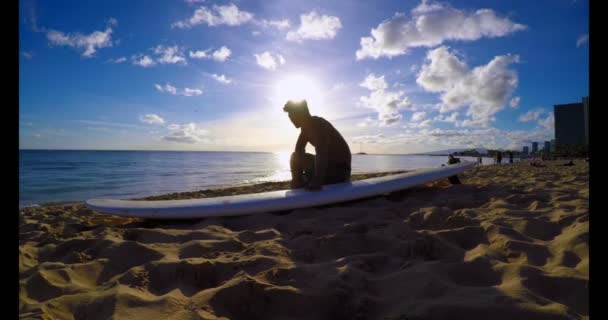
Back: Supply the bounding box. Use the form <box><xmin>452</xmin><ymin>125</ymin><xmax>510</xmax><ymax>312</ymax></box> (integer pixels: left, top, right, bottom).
<box><xmin>447</xmin><ymin>154</ymin><xmax>462</xmax><ymax>184</ymax></box>
<box><xmin>509</xmin><ymin>151</ymin><xmax>513</xmax><ymax>163</ymax></box>
<box><xmin>496</xmin><ymin>152</ymin><xmax>503</xmax><ymax>164</ymax></box>
<box><xmin>284</xmin><ymin>100</ymin><xmax>351</xmax><ymax>191</ymax></box>
<box><xmin>477</xmin><ymin>156</ymin><xmax>482</xmax><ymax>166</ymax></box>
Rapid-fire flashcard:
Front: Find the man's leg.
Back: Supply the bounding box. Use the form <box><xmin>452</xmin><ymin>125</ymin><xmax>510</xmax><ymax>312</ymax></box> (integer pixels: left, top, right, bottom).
<box><xmin>290</xmin><ymin>152</ymin><xmax>315</xmax><ymax>188</ymax></box>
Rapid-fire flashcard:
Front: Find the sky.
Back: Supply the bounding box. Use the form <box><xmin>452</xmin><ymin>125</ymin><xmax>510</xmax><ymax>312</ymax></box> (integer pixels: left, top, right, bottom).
<box><xmin>19</xmin><ymin>0</ymin><xmax>589</xmax><ymax>154</ymax></box>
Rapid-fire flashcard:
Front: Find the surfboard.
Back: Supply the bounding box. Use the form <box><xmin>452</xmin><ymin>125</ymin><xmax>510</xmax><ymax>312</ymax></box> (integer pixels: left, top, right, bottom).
<box><xmin>86</xmin><ymin>161</ymin><xmax>476</xmax><ymax>219</ymax></box>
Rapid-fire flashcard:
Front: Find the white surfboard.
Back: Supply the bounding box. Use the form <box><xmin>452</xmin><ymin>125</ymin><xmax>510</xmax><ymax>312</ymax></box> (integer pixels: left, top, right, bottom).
<box><xmin>86</xmin><ymin>161</ymin><xmax>475</xmax><ymax>219</ymax></box>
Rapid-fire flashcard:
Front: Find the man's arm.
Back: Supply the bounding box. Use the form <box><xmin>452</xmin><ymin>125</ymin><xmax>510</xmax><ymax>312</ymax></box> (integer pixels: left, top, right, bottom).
<box><xmin>295</xmin><ymin>131</ymin><xmax>307</xmax><ymax>154</ymax></box>
<box><xmin>307</xmin><ymin>129</ymin><xmax>329</xmax><ymax>191</ymax></box>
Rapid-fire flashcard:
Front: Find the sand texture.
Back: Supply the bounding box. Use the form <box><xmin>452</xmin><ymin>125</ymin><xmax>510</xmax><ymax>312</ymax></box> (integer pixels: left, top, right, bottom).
<box><xmin>19</xmin><ymin>161</ymin><xmax>589</xmax><ymax>319</ymax></box>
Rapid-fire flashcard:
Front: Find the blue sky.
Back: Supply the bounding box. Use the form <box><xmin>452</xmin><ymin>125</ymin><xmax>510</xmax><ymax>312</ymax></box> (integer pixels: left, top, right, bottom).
<box><xmin>19</xmin><ymin>0</ymin><xmax>589</xmax><ymax>153</ymax></box>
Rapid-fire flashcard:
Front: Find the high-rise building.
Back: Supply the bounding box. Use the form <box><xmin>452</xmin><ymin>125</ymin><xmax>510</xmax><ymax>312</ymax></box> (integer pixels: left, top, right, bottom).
<box><xmin>523</xmin><ymin>146</ymin><xmax>529</xmax><ymax>154</ymax></box>
<box><xmin>554</xmin><ymin>96</ymin><xmax>589</xmax><ymax>147</ymax></box>
<box><xmin>532</xmin><ymin>142</ymin><xmax>538</xmax><ymax>153</ymax></box>
<box><xmin>544</xmin><ymin>141</ymin><xmax>551</xmax><ymax>154</ymax></box>
<box><xmin>550</xmin><ymin>139</ymin><xmax>556</xmax><ymax>152</ymax></box>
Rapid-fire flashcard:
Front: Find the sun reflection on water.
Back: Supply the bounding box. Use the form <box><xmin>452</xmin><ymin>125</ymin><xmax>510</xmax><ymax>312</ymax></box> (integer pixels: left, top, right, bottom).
<box><xmin>251</xmin><ymin>151</ymin><xmax>292</xmax><ymax>183</ymax></box>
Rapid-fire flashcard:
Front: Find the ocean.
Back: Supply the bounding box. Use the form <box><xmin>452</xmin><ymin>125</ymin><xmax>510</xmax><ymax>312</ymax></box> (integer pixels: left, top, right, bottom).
<box><xmin>19</xmin><ymin>150</ymin><xmax>494</xmax><ymax>207</ymax></box>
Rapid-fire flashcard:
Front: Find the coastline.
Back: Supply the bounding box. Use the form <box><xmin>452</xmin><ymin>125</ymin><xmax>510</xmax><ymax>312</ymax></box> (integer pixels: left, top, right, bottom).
<box><xmin>19</xmin><ymin>161</ymin><xmax>588</xmax><ymax>319</ymax></box>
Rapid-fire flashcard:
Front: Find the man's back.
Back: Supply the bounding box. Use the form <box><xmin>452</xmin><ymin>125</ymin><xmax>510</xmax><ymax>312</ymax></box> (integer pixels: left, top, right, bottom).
<box><xmin>302</xmin><ymin>116</ymin><xmax>351</xmax><ymax>164</ymax></box>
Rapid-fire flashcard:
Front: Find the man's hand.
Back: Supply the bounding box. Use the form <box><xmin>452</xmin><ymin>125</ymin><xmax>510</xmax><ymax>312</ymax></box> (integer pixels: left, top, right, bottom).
<box><xmin>305</xmin><ymin>180</ymin><xmax>322</xmax><ymax>191</ymax></box>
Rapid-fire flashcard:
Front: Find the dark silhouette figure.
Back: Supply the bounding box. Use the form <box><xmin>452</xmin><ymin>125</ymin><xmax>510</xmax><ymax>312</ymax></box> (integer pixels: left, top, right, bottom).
<box><xmin>509</xmin><ymin>151</ymin><xmax>514</xmax><ymax>164</ymax></box>
<box><xmin>496</xmin><ymin>151</ymin><xmax>503</xmax><ymax>164</ymax></box>
<box><xmin>447</xmin><ymin>154</ymin><xmax>462</xmax><ymax>184</ymax></box>
<box><xmin>284</xmin><ymin>100</ymin><xmax>351</xmax><ymax>191</ymax></box>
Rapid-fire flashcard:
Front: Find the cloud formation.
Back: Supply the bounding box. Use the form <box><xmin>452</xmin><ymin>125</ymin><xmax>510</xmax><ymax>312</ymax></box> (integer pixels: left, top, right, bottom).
<box><xmin>576</xmin><ymin>34</ymin><xmax>589</xmax><ymax>47</ymax></box>
<box><xmin>257</xmin><ymin>19</ymin><xmax>290</xmax><ymax>29</ymax></box>
<box><xmin>189</xmin><ymin>46</ymin><xmax>231</xmax><ymax>62</ymax></box>
<box><xmin>359</xmin><ymin>74</ymin><xmax>414</xmax><ymax>126</ymax></box>
<box><xmin>153</xmin><ymin>45</ymin><xmax>187</xmax><ymax>65</ymax></box>
<box><xmin>356</xmin><ymin>0</ymin><xmax>525</xmax><ymax>59</ymax></box>
<box><xmin>416</xmin><ymin>46</ymin><xmax>519</xmax><ymax>127</ymax></box>
<box><xmin>155</xmin><ymin>83</ymin><xmax>202</xmax><ymax>96</ymax></box>
<box><xmin>412</xmin><ymin>111</ymin><xmax>427</xmax><ymax>121</ymax></box>
<box><xmin>139</xmin><ymin>114</ymin><xmax>165</xmax><ymax>124</ymax></box>
<box><xmin>286</xmin><ymin>12</ymin><xmax>342</xmax><ymax>41</ymax></box>
<box><xmin>211</xmin><ymin>74</ymin><xmax>232</xmax><ymax>84</ymax></box>
<box><xmin>254</xmin><ymin>51</ymin><xmax>285</xmax><ymax>70</ymax></box>
<box><xmin>509</xmin><ymin>96</ymin><xmax>521</xmax><ymax>108</ymax></box>
<box><xmin>21</xmin><ymin>51</ymin><xmax>34</xmax><ymax>59</ymax></box>
<box><xmin>163</xmin><ymin>123</ymin><xmax>208</xmax><ymax>143</ymax></box>
<box><xmin>108</xmin><ymin>57</ymin><xmax>127</xmax><ymax>63</ymax></box>
<box><xmin>47</xmin><ymin>18</ymin><xmax>117</xmax><ymax>57</ymax></box>
<box><xmin>518</xmin><ymin>108</ymin><xmax>546</xmax><ymax>122</ymax></box>
<box><xmin>132</xmin><ymin>55</ymin><xmax>156</xmax><ymax>67</ymax></box>
<box><xmin>172</xmin><ymin>3</ymin><xmax>253</xmax><ymax>28</ymax></box>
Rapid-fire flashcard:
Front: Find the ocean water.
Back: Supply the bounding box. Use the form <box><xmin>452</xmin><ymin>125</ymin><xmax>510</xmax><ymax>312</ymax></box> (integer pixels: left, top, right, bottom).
<box><xmin>19</xmin><ymin>150</ymin><xmax>493</xmax><ymax>207</ymax></box>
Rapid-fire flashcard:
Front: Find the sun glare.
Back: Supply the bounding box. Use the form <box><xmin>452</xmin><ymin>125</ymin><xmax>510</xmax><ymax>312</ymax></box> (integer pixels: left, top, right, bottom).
<box><xmin>272</xmin><ymin>74</ymin><xmax>325</xmax><ymax>112</ymax></box>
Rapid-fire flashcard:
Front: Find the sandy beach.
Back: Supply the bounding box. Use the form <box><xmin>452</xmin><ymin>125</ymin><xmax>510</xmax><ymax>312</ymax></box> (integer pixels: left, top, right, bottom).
<box><xmin>19</xmin><ymin>161</ymin><xmax>588</xmax><ymax>319</ymax></box>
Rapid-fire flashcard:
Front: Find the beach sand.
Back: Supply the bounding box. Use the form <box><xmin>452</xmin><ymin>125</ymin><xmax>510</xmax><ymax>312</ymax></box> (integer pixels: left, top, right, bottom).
<box><xmin>19</xmin><ymin>161</ymin><xmax>588</xmax><ymax>319</ymax></box>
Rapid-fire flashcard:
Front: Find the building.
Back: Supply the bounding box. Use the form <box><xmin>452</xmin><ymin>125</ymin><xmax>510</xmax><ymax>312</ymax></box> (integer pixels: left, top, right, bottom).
<box><xmin>554</xmin><ymin>96</ymin><xmax>589</xmax><ymax>147</ymax></box>
<box><xmin>532</xmin><ymin>142</ymin><xmax>538</xmax><ymax>153</ymax></box>
<box><xmin>523</xmin><ymin>146</ymin><xmax>529</xmax><ymax>154</ymax></box>
<box><xmin>550</xmin><ymin>139</ymin><xmax>556</xmax><ymax>152</ymax></box>
<box><xmin>544</xmin><ymin>141</ymin><xmax>551</xmax><ymax>154</ymax></box>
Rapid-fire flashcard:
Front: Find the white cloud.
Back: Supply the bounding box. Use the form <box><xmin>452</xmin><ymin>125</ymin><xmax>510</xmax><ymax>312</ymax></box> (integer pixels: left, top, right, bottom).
<box><xmin>286</xmin><ymin>11</ymin><xmax>342</xmax><ymax>41</ymax></box>
<box><xmin>154</xmin><ymin>45</ymin><xmax>187</xmax><ymax>64</ymax></box>
<box><xmin>183</xmin><ymin>88</ymin><xmax>203</xmax><ymax>96</ymax></box>
<box><xmin>416</xmin><ymin>46</ymin><xmax>519</xmax><ymax>126</ymax></box>
<box><xmin>132</xmin><ymin>55</ymin><xmax>156</xmax><ymax>67</ymax></box>
<box><xmin>459</xmin><ymin>117</ymin><xmax>494</xmax><ymax>128</ymax></box>
<box><xmin>434</xmin><ymin>112</ymin><xmax>459</xmax><ymax>123</ymax></box>
<box><xmin>212</xmin><ymin>46</ymin><xmax>231</xmax><ymax>61</ymax></box>
<box><xmin>418</xmin><ymin>119</ymin><xmax>432</xmax><ymax>128</ymax></box>
<box><xmin>140</xmin><ymin>114</ymin><xmax>165</xmax><ymax>124</ymax></box>
<box><xmin>519</xmin><ymin>108</ymin><xmax>546</xmax><ymax>122</ymax></box>
<box><xmin>189</xmin><ymin>50</ymin><xmax>209</xmax><ymax>59</ymax></box>
<box><xmin>21</xmin><ymin>51</ymin><xmax>33</xmax><ymax>59</ymax></box>
<box><xmin>359</xmin><ymin>73</ymin><xmax>414</xmax><ymax>126</ymax></box>
<box><xmin>509</xmin><ymin>96</ymin><xmax>520</xmax><ymax>108</ymax></box>
<box><xmin>211</xmin><ymin>74</ymin><xmax>232</xmax><ymax>84</ymax></box>
<box><xmin>576</xmin><ymin>34</ymin><xmax>589</xmax><ymax>47</ymax></box>
<box><xmin>155</xmin><ymin>83</ymin><xmax>202</xmax><ymax>96</ymax></box>
<box><xmin>360</xmin><ymin>74</ymin><xmax>388</xmax><ymax>91</ymax></box>
<box><xmin>538</xmin><ymin>113</ymin><xmax>554</xmax><ymax>130</ymax></box>
<box><xmin>47</xmin><ymin>19</ymin><xmax>116</xmax><ymax>58</ymax></box>
<box><xmin>356</xmin><ymin>0</ymin><xmax>526</xmax><ymax>59</ymax></box>
<box><xmin>356</xmin><ymin>117</ymin><xmax>377</xmax><ymax>127</ymax></box>
<box><xmin>258</xmin><ymin>19</ymin><xmax>290</xmax><ymax>29</ymax></box>
<box><xmin>163</xmin><ymin>123</ymin><xmax>208</xmax><ymax>143</ymax></box>
<box><xmin>254</xmin><ymin>51</ymin><xmax>285</xmax><ymax>70</ymax></box>
<box><xmin>155</xmin><ymin>83</ymin><xmax>178</xmax><ymax>95</ymax></box>
<box><xmin>412</xmin><ymin>111</ymin><xmax>427</xmax><ymax>121</ymax></box>
<box><xmin>172</xmin><ymin>3</ymin><xmax>253</xmax><ymax>28</ymax></box>
<box><xmin>188</xmin><ymin>46</ymin><xmax>230</xmax><ymax>61</ymax></box>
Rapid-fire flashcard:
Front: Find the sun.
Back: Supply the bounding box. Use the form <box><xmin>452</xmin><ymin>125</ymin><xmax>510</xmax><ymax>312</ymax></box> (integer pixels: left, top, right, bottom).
<box><xmin>272</xmin><ymin>74</ymin><xmax>325</xmax><ymax>111</ymax></box>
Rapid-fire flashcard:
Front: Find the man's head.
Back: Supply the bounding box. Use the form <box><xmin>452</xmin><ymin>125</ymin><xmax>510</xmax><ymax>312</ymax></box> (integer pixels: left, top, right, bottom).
<box><xmin>283</xmin><ymin>100</ymin><xmax>311</xmax><ymax>128</ymax></box>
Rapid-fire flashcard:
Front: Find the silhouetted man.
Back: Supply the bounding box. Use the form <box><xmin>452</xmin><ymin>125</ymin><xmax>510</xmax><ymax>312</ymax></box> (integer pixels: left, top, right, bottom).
<box><xmin>284</xmin><ymin>100</ymin><xmax>351</xmax><ymax>191</ymax></box>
